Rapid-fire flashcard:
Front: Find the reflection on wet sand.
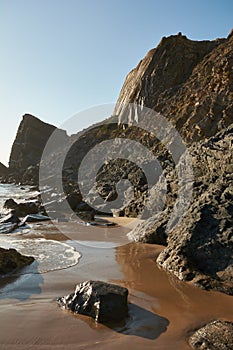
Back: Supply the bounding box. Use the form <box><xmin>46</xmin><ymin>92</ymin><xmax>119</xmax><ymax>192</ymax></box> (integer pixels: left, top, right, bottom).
<box><xmin>115</xmin><ymin>242</ymin><xmax>233</xmax><ymax>349</ymax></box>
<box><xmin>0</xmin><ymin>221</ymin><xmax>232</xmax><ymax>350</ymax></box>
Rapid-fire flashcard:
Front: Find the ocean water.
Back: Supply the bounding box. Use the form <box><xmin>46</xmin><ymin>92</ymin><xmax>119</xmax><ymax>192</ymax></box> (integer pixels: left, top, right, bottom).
<box><xmin>0</xmin><ymin>183</ymin><xmax>39</xmax><ymax>213</ymax></box>
<box><xmin>0</xmin><ymin>183</ymin><xmax>81</xmax><ymax>273</ymax></box>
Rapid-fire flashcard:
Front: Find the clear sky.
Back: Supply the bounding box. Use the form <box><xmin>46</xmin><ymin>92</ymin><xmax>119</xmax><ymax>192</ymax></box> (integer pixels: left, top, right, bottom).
<box><xmin>0</xmin><ymin>0</ymin><xmax>232</xmax><ymax>166</ymax></box>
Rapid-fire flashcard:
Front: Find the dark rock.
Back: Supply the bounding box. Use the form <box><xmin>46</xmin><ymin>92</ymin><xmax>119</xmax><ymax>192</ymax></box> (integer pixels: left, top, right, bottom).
<box><xmin>21</xmin><ymin>214</ymin><xmax>50</xmax><ymax>223</ymax></box>
<box><xmin>75</xmin><ymin>210</ymin><xmax>95</xmax><ymax>221</ymax></box>
<box><xmin>188</xmin><ymin>320</ymin><xmax>233</xmax><ymax>350</ymax></box>
<box><xmin>86</xmin><ymin>220</ymin><xmax>116</xmax><ymax>227</ymax></box>
<box><xmin>3</xmin><ymin>198</ymin><xmax>18</xmax><ymax>210</ymax></box>
<box><xmin>156</xmin><ymin>125</ymin><xmax>233</xmax><ymax>294</ymax></box>
<box><xmin>21</xmin><ymin>165</ymin><xmax>39</xmax><ymax>185</ymax></box>
<box><xmin>0</xmin><ymin>223</ymin><xmax>18</xmax><ymax>234</ymax></box>
<box><xmin>0</xmin><ymin>213</ymin><xmax>21</xmax><ymax>225</ymax></box>
<box><xmin>8</xmin><ymin>114</ymin><xmax>68</xmax><ymax>184</ymax></box>
<box><xmin>0</xmin><ymin>247</ymin><xmax>34</xmax><ymax>275</ymax></box>
<box><xmin>66</xmin><ymin>192</ymin><xmax>82</xmax><ymax>210</ymax></box>
<box><xmin>126</xmin><ymin>124</ymin><xmax>233</xmax><ymax>294</ymax></box>
<box><xmin>0</xmin><ymin>162</ymin><xmax>8</xmax><ymax>178</ymax></box>
<box><xmin>16</xmin><ymin>202</ymin><xmax>39</xmax><ymax>216</ymax></box>
<box><xmin>76</xmin><ymin>201</ymin><xmax>93</xmax><ymax>212</ymax></box>
<box><xmin>4</xmin><ymin>199</ymin><xmax>40</xmax><ymax>217</ymax></box>
<box><xmin>57</xmin><ymin>280</ymin><xmax>128</xmax><ymax>323</ymax></box>
<box><xmin>128</xmin><ymin>213</ymin><xmax>168</xmax><ymax>245</ymax></box>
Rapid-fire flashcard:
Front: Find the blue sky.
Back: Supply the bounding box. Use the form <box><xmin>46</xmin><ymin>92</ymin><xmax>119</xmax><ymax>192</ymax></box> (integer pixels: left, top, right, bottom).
<box><xmin>0</xmin><ymin>0</ymin><xmax>232</xmax><ymax>165</ymax></box>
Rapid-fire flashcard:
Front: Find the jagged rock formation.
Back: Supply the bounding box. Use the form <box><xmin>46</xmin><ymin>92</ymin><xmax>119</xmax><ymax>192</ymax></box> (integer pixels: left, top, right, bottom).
<box><xmin>113</xmin><ymin>32</ymin><xmax>233</xmax><ymax>294</ymax></box>
<box><xmin>156</xmin><ymin>125</ymin><xmax>233</xmax><ymax>294</ymax></box>
<box><xmin>57</xmin><ymin>280</ymin><xmax>128</xmax><ymax>323</ymax></box>
<box><xmin>129</xmin><ymin>124</ymin><xmax>233</xmax><ymax>294</ymax></box>
<box><xmin>116</xmin><ymin>33</ymin><xmax>223</xmax><ymax>108</ymax></box>
<box><xmin>116</xmin><ymin>32</ymin><xmax>232</xmax><ymax>142</ymax></box>
<box><xmin>8</xmin><ymin>114</ymin><xmax>68</xmax><ymax>184</ymax></box>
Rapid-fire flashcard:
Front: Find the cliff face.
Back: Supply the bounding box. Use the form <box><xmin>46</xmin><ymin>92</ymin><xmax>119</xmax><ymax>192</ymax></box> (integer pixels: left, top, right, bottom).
<box><xmin>116</xmin><ymin>32</ymin><xmax>232</xmax><ymax>142</ymax></box>
<box><xmin>115</xmin><ymin>31</ymin><xmax>233</xmax><ymax>294</ymax></box>
<box><xmin>8</xmin><ymin>114</ymin><xmax>68</xmax><ymax>183</ymax></box>
<box><xmin>130</xmin><ymin>124</ymin><xmax>233</xmax><ymax>294</ymax></box>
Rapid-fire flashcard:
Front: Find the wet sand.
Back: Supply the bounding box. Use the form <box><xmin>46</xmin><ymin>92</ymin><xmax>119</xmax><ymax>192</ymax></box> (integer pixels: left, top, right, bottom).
<box><xmin>0</xmin><ymin>219</ymin><xmax>232</xmax><ymax>349</ymax></box>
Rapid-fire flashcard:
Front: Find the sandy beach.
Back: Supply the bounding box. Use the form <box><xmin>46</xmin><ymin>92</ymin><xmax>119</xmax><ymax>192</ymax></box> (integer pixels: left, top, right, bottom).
<box><xmin>0</xmin><ymin>218</ymin><xmax>233</xmax><ymax>350</ymax></box>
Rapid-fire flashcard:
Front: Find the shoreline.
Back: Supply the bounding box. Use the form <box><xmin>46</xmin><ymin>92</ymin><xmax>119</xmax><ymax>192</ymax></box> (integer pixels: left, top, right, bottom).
<box><xmin>0</xmin><ymin>218</ymin><xmax>232</xmax><ymax>349</ymax></box>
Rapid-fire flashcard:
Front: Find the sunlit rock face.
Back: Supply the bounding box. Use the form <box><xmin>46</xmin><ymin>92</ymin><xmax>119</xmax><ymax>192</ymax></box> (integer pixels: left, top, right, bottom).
<box><xmin>115</xmin><ymin>33</ymin><xmax>232</xmax><ymax>143</ymax></box>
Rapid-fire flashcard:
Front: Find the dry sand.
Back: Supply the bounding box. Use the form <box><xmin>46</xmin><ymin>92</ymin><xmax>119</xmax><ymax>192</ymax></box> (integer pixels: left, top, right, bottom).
<box><xmin>0</xmin><ymin>218</ymin><xmax>232</xmax><ymax>349</ymax></box>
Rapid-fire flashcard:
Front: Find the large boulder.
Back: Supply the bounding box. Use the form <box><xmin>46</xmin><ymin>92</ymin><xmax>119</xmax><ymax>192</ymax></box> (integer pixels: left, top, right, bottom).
<box><xmin>0</xmin><ymin>247</ymin><xmax>34</xmax><ymax>274</ymax></box>
<box><xmin>57</xmin><ymin>280</ymin><xmax>128</xmax><ymax>323</ymax></box>
<box><xmin>188</xmin><ymin>320</ymin><xmax>233</xmax><ymax>350</ymax></box>
<box><xmin>8</xmin><ymin>114</ymin><xmax>68</xmax><ymax>184</ymax></box>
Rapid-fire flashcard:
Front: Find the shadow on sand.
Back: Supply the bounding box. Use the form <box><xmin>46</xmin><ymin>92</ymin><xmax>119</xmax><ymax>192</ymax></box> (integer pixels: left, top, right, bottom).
<box><xmin>110</xmin><ymin>303</ymin><xmax>169</xmax><ymax>339</ymax></box>
<box><xmin>0</xmin><ymin>261</ymin><xmax>44</xmax><ymax>301</ymax></box>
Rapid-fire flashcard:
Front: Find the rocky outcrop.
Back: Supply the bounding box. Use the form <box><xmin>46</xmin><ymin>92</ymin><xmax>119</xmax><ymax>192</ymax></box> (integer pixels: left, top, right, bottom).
<box><xmin>188</xmin><ymin>320</ymin><xmax>233</xmax><ymax>350</ymax></box>
<box><xmin>116</xmin><ymin>32</ymin><xmax>232</xmax><ymax>142</ymax></box>
<box><xmin>0</xmin><ymin>247</ymin><xmax>34</xmax><ymax>275</ymax></box>
<box><xmin>116</xmin><ymin>33</ymin><xmax>223</xmax><ymax>109</ymax></box>
<box><xmin>8</xmin><ymin>114</ymin><xmax>68</xmax><ymax>184</ymax></box>
<box><xmin>57</xmin><ymin>280</ymin><xmax>128</xmax><ymax>323</ymax></box>
<box><xmin>111</xmin><ymin>31</ymin><xmax>233</xmax><ymax>294</ymax></box>
<box><xmin>129</xmin><ymin>124</ymin><xmax>233</xmax><ymax>294</ymax></box>
<box><xmin>161</xmin><ymin>33</ymin><xmax>233</xmax><ymax>143</ymax></box>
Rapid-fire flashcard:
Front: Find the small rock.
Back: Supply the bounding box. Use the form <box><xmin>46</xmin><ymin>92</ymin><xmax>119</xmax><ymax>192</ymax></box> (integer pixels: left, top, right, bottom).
<box><xmin>0</xmin><ymin>223</ymin><xmax>18</xmax><ymax>234</ymax></box>
<box><xmin>0</xmin><ymin>213</ymin><xmax>21</xmax><ymax>225</ymax></box>
<box><xmin>21</xmin><ymin>214</ymin><xmax>50</xmax><ymax>223</ymax></box>
<box><xmin>3</xmin><ymin>198</ymin><xmax>18</xmax><ymax>210</ymax></box>
<box><xmin>57</xmin><ymin>280</ymin><xmax>128</xmax><ymax>323</ymax></box>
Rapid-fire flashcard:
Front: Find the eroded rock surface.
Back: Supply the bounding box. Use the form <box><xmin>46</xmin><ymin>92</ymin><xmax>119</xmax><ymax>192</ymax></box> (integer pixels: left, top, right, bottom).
<box><xmin>188</xmin><ymin>320</ymin><xmax>233</xmax><ymax>350</ymax></box>
<box><xmin>116</xmin><ymin>32</ymin><xmax>232</xmax><ymax>143</ymax></box>
<box><xmin>128</xmin><ymin>124</ymin><xmax>233</xmax><ymax>294</ymax></box>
